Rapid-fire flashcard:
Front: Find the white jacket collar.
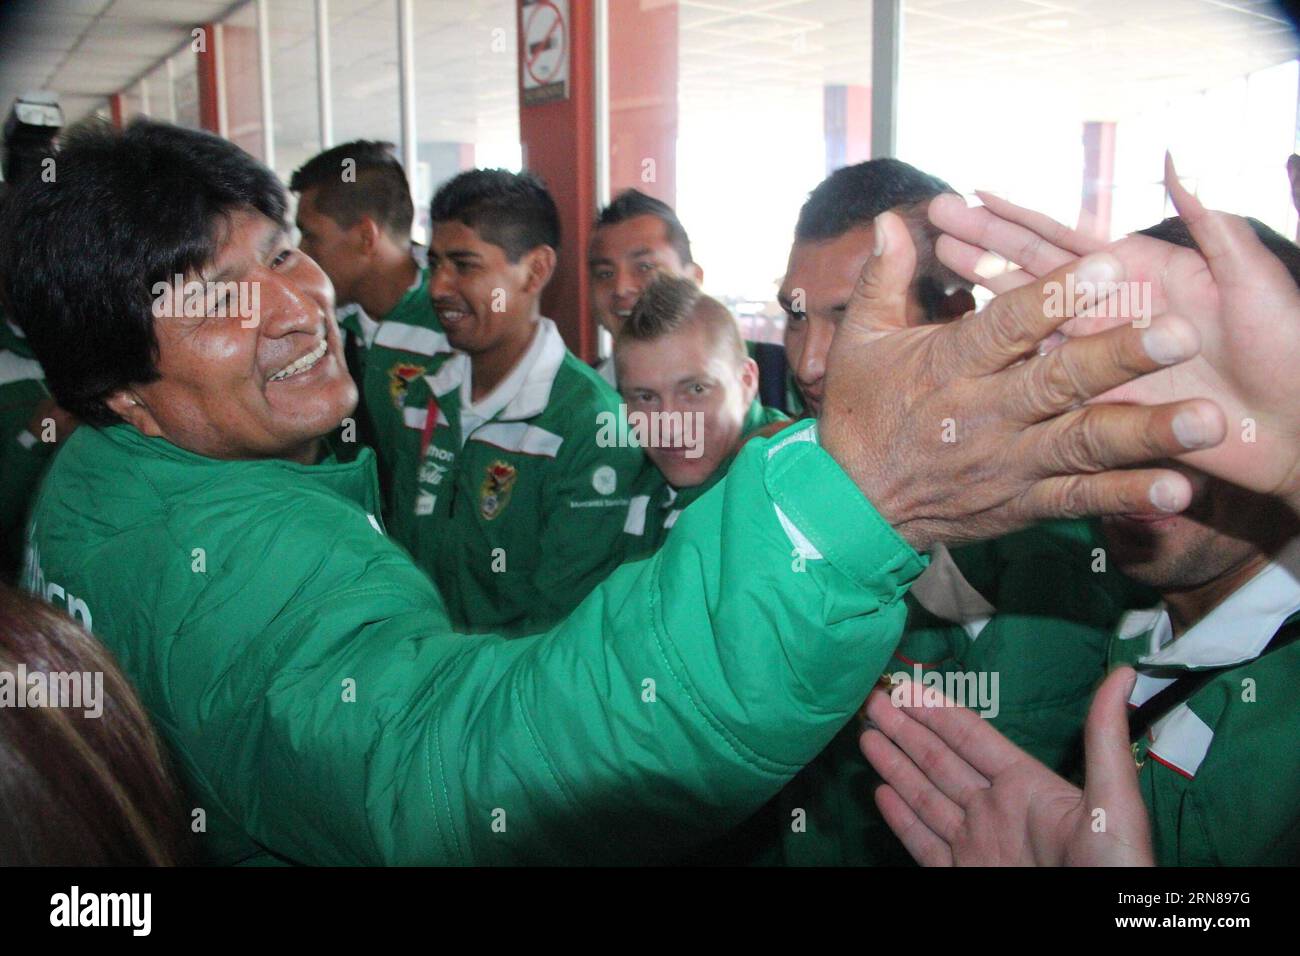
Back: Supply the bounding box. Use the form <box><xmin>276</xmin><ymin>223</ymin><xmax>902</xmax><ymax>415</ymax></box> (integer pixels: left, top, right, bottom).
<box><xmin>421</xmin><ymin>317</ymin><xmax>566</xmax><ymax>422</ymax></box>
<box><xmin>1116</xmin><ymin>537</ymin><xmax>1300</xmax><ymax>669</ymax></box>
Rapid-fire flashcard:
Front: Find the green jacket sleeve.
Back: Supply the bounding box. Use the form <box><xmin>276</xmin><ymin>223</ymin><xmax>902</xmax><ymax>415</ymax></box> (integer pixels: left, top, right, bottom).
<box><xmin>0</xmin><ymin>377</ymin><xmax>55</xmax><ymax>580</ymax></box>
<box><xmin>199</xmin><ymin>420</ymin><xmax>925</xmax><ymax>864</ymax></box>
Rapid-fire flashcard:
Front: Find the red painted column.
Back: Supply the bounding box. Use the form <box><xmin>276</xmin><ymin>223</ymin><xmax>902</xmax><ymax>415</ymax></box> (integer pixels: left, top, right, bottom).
<box><xmin>517</xmin><ymin>0</ymin><xmax>596</xmax><ymax>361</ymax></box>
<box><xmin>109</xmin><ymin>94</ymin><xmax>126</xmax><ymax>129</ymax></box>
<box><xmin>607</xmin><ymin>0</ymin><xmax>677</xmax><ymax>205</ymax></box>
<box><xmin>221</xmin><ymin>23</ymin><xmax>264</xmax><ymax>159</ymax></box>
<box><xmin>196</xmin><ymin>23</ymin><xmax>222</xmax><ymax>135</ymax></box>
<box><xmin>1079</xmin><ymin>120</ymin><xmax>1116</xmax><ymax>241</ymax></box>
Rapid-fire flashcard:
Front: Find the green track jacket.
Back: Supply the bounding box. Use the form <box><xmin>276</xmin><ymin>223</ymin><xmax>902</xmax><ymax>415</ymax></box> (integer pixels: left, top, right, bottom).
<box><xmin>620</xmin><ymin>400</ymin><xmax>789</xmax><ymax>563</ymax></box>
<box><xmin>396</xmin><ymin>318</ymin><xmax>648</xmax><ymax>634</ymax></box>
<box><xmin>682</xmin><ymin>519</ymin><xmax>1145</xmax><ymax>865</ymax></box>
<box><xmin>21</xmin><ymin>417</ymin><xmax>926</xmax><ymax>865</ymax></box>
<box><xmin>0</xmin><ymin>314</ymin><xmax>56</xmax><ymax>582</ymax></box>
<box><xmin>1112</xmin><ymin>553</ymin><xmax>1300</xmax><ymax>866</ymax></box>
<box><xmin>336</xmin><ymin>267</ymin><xmax>451</xmax><ymax>535</ymax></box>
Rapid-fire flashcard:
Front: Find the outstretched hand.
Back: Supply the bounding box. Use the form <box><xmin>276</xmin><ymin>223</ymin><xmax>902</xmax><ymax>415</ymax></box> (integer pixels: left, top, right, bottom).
<box><xmin>859</xmin><ymin>667</ymin><xmax>1155</xmax><ymax>867</ymax></box>
<box><xmin>928</xmin><ymin>159</ymin><xmax>1300</xmax><ymax>510</ymax></box>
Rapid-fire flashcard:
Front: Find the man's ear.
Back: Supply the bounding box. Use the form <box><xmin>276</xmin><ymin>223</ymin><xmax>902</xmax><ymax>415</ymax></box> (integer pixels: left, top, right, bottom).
<box><xmin>104</xmin><ymin>388</ymin><xmax>164</xmax><ymax>438</ymax></box>
<box><xmin>739</xmin><ymin>355</ymin><xmax>760</xmax><ymax>405</ymax></box>
<box><xmin>353</xmin><ymin>216</ymin><xmax>381</xmax><ymax>255</ymax></box>
<box><xmin>522</xmin><ymin>245</ymin><xmax>557</xmax><ymax>295</ymax></box>
<box><xmin>939</xmin><ymin>287</ymin><xmax>977</xmax><ymax>320</ymax></box>
<box><xmin>689</xmin><ymin>262</ymin><xmax>704</xmax><ymax>285</ymax></box>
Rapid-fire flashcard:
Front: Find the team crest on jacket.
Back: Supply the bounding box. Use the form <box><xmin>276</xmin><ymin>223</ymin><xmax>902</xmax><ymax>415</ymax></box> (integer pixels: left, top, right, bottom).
<box><xmin>479</xmin><ymin>460</ymin><xmax>518</xmax><ymax>520</ymax></box>
<box><xmin>387</xmin><ymin>361</ymin><xmax>426</xmax><ymax>409</ymax></box>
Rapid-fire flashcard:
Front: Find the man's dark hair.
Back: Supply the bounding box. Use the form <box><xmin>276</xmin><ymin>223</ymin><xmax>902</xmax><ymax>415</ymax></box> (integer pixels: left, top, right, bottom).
<box><xmin>1136</xmin><ymin>215</ymin><xmax>1300</xmax><ymax>284</ymax></box>
<box><xmin>289</xmin><ymin>140</ymin><xmax>413</xmax><ymax>240</ymax></box>
<box><xmin>0</xmin><ymin>118</ymin><xmax>287</xmax><ymax>426</ymax></box>
<box><xmin>429</xmin><ymin>168</ymin><xmax>559</xmax><ymax>262</ymax></box>
<box><xmin>796</xmin><ymin>158</ymin><xmax>969</xmax><ymax>321</ymax></box>
<box><xmin>595</xmin><ymin>189</ymin><xmax>693</xmax><ymax>266</ymax></box>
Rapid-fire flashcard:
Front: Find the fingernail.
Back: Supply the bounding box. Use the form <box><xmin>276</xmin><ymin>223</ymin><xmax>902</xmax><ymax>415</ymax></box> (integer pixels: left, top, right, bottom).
<box><xmin>1173</xmin><ymin>409</ymin><xmax>1215</xmax><ymax>449</ymax></box>
<box><xmin>974</xmin><ymin>251</ymin><xmax>1009</xmax><ymax>279</ymax></box>
<box><xmin>1149</xmin><ymin>477</ymin><xmax>1182</xmax><ymax>512</ymax></box>
<box><xmin>873</xmin><ymin>215</ymin><xmax>887</xmax><ymax>256</ymax></box>
<box><xmin>1142</xmin><ymin>326</ymin><xmax>1192</xmax><ymax>365</ymax></box>
<box><xmin>1073</xmin><ymin>253</ymin><xmax>1120</xmax><ymax>285</ymax></box>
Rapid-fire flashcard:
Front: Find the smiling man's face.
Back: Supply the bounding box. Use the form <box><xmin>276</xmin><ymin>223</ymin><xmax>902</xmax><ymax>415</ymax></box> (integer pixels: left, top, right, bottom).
<box><xmin>116</xmin><ymin>207</ymin><xmax>356</xmax><ymax>464</ymax></box>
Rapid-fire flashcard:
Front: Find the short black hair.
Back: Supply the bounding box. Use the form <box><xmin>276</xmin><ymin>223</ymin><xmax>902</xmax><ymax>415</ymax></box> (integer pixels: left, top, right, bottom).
<box><xmin>795</xmin><ymin>159</ymin><xmax>969</xmax><ymax>322</ymax></box>
<box><xmin>0</xmin><ymin>118</ymin><xmax>287</xmax><ymax>426</ymax></box>
<box><xmin>289</xmin><ymin>140</ymin><xmax>413</xmax><ymax>240</ymax></box>
<box><xmin>594</xmin><ymin>189</ymin><xmax>693</xmax><ymax>265</ymax></box>
<box><xmin>795</xmin><ymin>158</ymin><xmax>957</xmax><ymax>243</ymax></box>
<box><xmin>1136</xmin><ymin>215</ymin><xmax>1300</xmax><ymax>284</ymax></box>
<box><xmin>428</xmin><ymin>168</ymin><xmax>559</xmax><ymax>262</ymax></box>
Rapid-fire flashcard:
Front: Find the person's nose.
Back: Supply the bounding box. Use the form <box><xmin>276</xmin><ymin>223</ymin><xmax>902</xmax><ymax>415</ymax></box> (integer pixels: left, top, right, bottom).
<box><xmin>256</xmin><ymin>265</ymin><xmax>328</xmax><ymax>339</ymax></box>
<box><xmin>795</xmin><ymin>318</ymin><xmax>832</xmax><ymax>389</ymax></box>
<box><xmin>430</xmin><ymin>261</ymin><xmax>457</xmax><ymax>302</ymax></box>
<box><xmin>613</xmin><ymin>264</ymin><xmax>639</xmax><ymax>304</ymax></box>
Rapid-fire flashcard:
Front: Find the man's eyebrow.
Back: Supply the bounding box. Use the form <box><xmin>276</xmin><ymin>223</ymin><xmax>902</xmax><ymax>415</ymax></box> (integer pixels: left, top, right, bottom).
<box><xmin>204</xmin><ymin>225</ymin><xmax>286</xmax><ymax>284</ymax></box>
<box><xmin>588</xmin><ymin>255</ymin><xmax>613</xmax><ymax>268</ymax></box>
<box><xmin>261</xmin><ymin>225</ymin><xmax>289</xmax><ymax>258</ymax></box>
<box><xmin>446</xmin><ymin>249</ymin><xmax>482</xmax><ymax>261</ymax></box>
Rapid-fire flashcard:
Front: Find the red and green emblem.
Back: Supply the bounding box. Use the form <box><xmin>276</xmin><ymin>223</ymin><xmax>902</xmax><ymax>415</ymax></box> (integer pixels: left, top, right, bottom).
<box><xmin>479</xmin><ymin>460</ymin><xmax>518</xmax><ymax>520</ymax></box>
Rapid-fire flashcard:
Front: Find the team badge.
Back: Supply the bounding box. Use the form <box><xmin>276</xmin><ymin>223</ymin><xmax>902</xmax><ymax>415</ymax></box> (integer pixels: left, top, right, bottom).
<box><xmin>387</xmin><ymin>361</ymin><xmax>426</xmax><ymax>409</ymax></box>
<box><xmin>479</xmin><ymin>460</ymin><xmax>518</xmax><ymax>521</ymax></box>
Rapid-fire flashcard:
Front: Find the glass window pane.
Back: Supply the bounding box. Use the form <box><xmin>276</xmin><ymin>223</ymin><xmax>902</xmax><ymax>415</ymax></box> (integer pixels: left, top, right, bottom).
<box><xmin>329</xmin><ymin>0</ymin><xmax>401</xmax><ymax>146</ymax></box>
<box><xmin>411</xmin><ymin>0</ymin><xmax>521</xmax><ymax>241</ymax></box>
<box><xmin>222</xmin><ymin>3</ymin><xmax>265</xmax><ymax>161</ymax></box>
<box><xmin>268</xmin><ymin>0</ymin><xmax>323</xmax><ymax>183</ymax></box>
<box><xmin>898</xmin><ymin>0</ymin><xmax>1300</xmax><ymax>242</ymax></box>
<box><xmin>609</xmin><ymin>0</ymin><xmax>872</xmax><ymax>339</ymax></box>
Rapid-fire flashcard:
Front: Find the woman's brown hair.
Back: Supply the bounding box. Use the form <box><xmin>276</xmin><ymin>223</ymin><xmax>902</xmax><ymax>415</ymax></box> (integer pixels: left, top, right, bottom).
<box><xmin>0</xmin><ymin>584</ymin><xmax>191</xmax><ymax>865</ymax></box>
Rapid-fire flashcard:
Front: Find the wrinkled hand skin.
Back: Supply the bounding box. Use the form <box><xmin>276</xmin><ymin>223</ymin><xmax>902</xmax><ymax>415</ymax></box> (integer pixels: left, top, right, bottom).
<box><xmin>817</xmin><ymin>210</ymin><xmax>1223</xmax><ymax>552</ymax></box>
<box><xmin>928</xmin><ymin>157</ymin><xmax>1300</xmax><ymax>513</ymax></box>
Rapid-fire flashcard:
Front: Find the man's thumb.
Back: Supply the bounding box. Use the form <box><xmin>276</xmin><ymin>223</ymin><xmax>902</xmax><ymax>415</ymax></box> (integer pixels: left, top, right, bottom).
<box><xmin>1084</xmin><ymin>667</ymin><xmax>1139</xmax><ymax>785</ymax></box>
<box><xmin>843</xmin><ymin>210</ymin><xmax>918</xmax><ymax>337</ymax></box>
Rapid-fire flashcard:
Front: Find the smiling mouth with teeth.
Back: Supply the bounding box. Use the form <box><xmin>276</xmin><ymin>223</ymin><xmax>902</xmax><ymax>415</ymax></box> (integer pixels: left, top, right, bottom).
<box><xmin>268</xmin><ymin>338</ymin><xmax>328</xmax><ymax>382</ymax></box>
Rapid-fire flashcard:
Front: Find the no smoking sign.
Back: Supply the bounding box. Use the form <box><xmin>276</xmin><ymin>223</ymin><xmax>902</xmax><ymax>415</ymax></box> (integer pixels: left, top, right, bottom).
<box><xmin>521</xmin><ymin>0</ymin><xmax>569</xmax><ymax>105</ymax></box>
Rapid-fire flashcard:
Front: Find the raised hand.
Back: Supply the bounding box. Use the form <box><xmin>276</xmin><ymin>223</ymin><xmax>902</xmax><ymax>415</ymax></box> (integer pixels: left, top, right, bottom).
<box><xmin>859</xmin><ymin>667</ymin><xmax>1155</xmax><ymax>867</ymax></box>
<box><xmin>816</xmin><ymin>210</ymin><xmax>1224</xmax><ymax>552</ymax></box>
<box><xmin>926</xmin><ymin>159</ymin><xmax>1300</xmax><ymax>508</ymax></box>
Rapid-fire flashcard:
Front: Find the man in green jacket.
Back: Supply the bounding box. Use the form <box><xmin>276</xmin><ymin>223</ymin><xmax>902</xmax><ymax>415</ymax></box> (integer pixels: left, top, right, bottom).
<box><xmin>290</xmin><ymin>141</ymin><xmax>451</xmax><ymax>531</ymax></box>
<box><xmin>396</xmin><ymin>169</ymin><xmax>646</xmax><ymax>633</ymax></box>
<box><xmin>613</xmin><ymin>273</ymin><xmax>786</xmax><ymax>562</ymax></box>
<box><xmin>1</xmin><ymin>119</ymin><xmax>1214</xmax><ymax>865</ymax></box>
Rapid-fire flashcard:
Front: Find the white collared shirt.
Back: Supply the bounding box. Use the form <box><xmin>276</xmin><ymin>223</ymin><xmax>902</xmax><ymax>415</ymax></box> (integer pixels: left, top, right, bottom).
<box><xmin>1117</xmin><ymin>537</ymin><xmax>1300</xmax><ymax>708</ymax></box>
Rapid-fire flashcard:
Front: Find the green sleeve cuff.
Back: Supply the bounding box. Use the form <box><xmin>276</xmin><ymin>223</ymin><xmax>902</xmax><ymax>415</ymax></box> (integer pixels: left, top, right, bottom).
<box><xmin>761</xmin><ymin>419</ymin><xmax>927</xmax><ymax>604</ymax></box>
